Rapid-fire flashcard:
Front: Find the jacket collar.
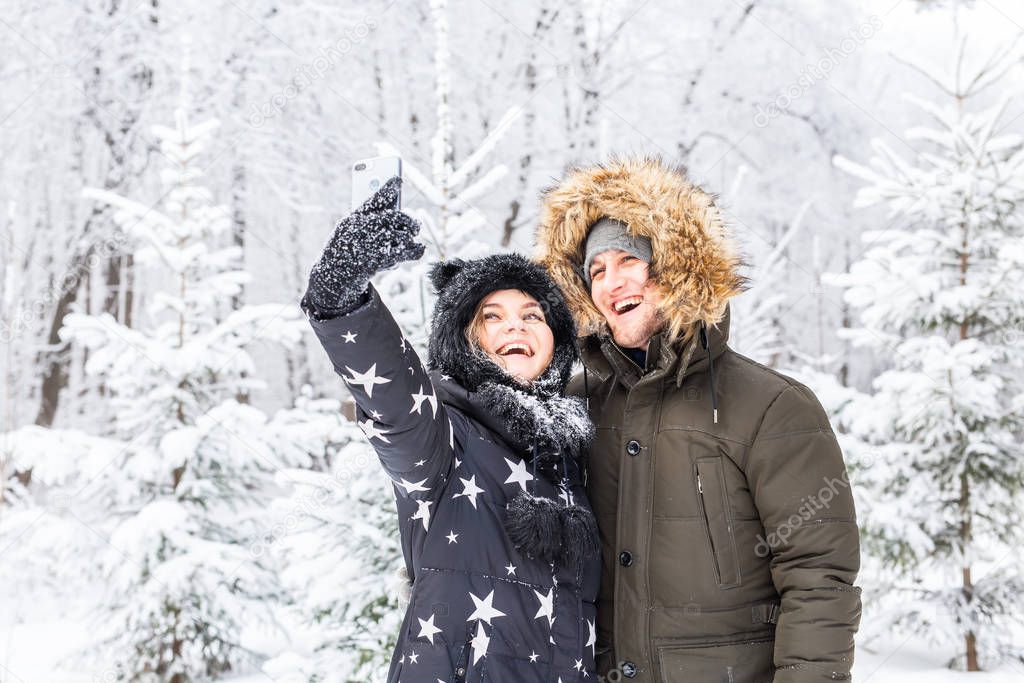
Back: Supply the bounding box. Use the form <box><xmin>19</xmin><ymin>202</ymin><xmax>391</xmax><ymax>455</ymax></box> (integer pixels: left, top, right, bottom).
<box><xmin>581</xmin><ymin>303</ymin><xmax>731</xmax><ymax>390</ymax></box>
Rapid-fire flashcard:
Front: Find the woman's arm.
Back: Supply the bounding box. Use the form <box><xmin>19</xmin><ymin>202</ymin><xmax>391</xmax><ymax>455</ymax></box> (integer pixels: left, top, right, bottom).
<box><xmin>308</xmin><ymin>285</ymin><xmax>455</xmax><ymax>498</ymax></box>
<box><xmin>302</xmin><ymin>177</ymin><xmax>455</xmax><ymax>498</ymax></box>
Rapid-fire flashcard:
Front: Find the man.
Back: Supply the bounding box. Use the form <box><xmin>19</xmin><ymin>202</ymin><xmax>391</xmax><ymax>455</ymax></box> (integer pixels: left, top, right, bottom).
<box><xmin>535</xmin><ymin>157</ymin><xmax>861</xmax><ymax>682</ymax></box>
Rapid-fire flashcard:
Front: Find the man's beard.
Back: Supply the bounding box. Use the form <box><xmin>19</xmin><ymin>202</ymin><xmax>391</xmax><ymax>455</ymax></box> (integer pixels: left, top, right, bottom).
<box><xmin>610</xmin><ymin>305</ymin><xmax>666</xmax><ymax>350</ymax></box>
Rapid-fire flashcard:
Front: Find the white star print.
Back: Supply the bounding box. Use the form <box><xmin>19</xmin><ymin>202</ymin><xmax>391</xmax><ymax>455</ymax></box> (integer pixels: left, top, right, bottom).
<box><xmin>533</xmin><ymin>587</ymin><xmax>554</xmax><ymax>627</ymax></box>
<box><xmin>466</xmin><ymin>589</ymin><xmax>506</xmax><ymax>625</ymax></box>
<box><xmin>396</xmin><ymin>477</ymin><xmax>430</xmax><ymax>495</ymax></box>
<box><xmin>529</xmin><ymin>651</ymin><xmax>539</xmax><ymax>663</ymax></box>
<box><xmin>414</xmin><ymin>459</ymin><xmax>426</xmax><ymax>467</ymax></box>
<box><xmin>344</xmin><ymin>363</ymin><xmax>391</xmax><ymax>397</ymax></box>
<box><xmin>370</xmin><ymin>409</ymin><xmax>383</xmax><ymax>420</ymax></box>
<box><xmin>586</xmin><ymin>618</ymin><xmax>597</xmax><ymax>657</ymax></box>
<box><xmin>408</xmin><ymin>651</ymin><xmax>419</xmax><ymax>664</ymax></box>
<box><xmin>416</xmin><ymin>614</ymin><xmax>442</xmax><ymax>645</ymax></box>
<box><xmin>440</xmin><ymin>373</ymin><xmax>451</xmax><ymax>381</ymax></box>
<box><xmin>454</xmin><ymin>456</ymin><xmax>461</xmax><ymax>469</ymax></box>
<box><xmin>575</xmin><ymin>658</ymin><xmax>583</xmax><ymax>671</ymax></box>
<box><xmin>411</xmin><ymin>499</ymin><xmax>432</xmax><ymax>531</ymax></box>
<box><xmin>505</xmin><ymin>563</ymin><xmax>517</xmax><ymax>576</ymax></box>
<box><xmin>399</xmin><ymin>337</ymin><xmax>408</xmax><ymax>352</ymax></box>
<box><xmin>341</xmin><ymin>330</ymin><xmax>357</xmax><ymax>343</ymax></box>
<box><xmin>453</xmin><ymin>475</ymin><xmax>485</xmax><ymax>509</ymax></box>
<box><xmin>410</xmin><ymin>385</ymin><xmax>439</xmax><ymax>417</ymax></box>
<box><xmin>503</xmin><ymin>457</ymin><xmax>534</xmax><ymax>492</ymax></box>
<box><xmin>446</xmin><ymin>531</ymin><xmax>459</xmax><ymax>544</ymax></box>
<box><xmin>469</xmin><ymin>621</ymin><xmax>490</xmax><ymax>665</ymax></box>
<box><xmin>359</xmin><ymin>418</ymin><xmax>391</xmax><ymax>443</ymax></box>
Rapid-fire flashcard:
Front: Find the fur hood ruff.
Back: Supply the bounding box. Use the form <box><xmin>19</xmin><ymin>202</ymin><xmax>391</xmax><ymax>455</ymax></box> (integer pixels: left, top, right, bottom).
<box><xmin>535</xmin><ymin>156</ymin><xmax>748</xmax><ymax>344</ymax></box>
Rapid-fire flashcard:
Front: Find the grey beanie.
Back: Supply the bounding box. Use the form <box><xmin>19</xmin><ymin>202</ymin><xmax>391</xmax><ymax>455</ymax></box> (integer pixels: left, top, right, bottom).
<box><xmin>582</xmin><ymin>217</ymin><xmax>652</xmax><ymax>287</ymax></box>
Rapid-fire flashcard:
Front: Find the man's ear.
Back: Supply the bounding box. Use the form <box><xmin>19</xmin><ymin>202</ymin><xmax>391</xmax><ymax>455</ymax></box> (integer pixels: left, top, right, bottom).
<box><xmin>429</xmin><ymin>259</ymin><xmax>466</xmax><ymax>293</ymax></box>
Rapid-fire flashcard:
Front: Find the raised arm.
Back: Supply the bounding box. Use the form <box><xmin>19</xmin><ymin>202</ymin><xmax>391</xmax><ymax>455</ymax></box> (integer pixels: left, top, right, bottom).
<box><xmin>302</xmin><ymin>178</ymin><xmax>455</xmax><ymax>497</ymax></box>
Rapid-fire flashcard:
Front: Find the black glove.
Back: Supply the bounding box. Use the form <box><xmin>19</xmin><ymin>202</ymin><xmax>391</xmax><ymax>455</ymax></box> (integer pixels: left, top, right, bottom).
<box><xmin>301</xmin><ymin>176</ymin><xmax>425</xmax><ymax>319</ymax></box>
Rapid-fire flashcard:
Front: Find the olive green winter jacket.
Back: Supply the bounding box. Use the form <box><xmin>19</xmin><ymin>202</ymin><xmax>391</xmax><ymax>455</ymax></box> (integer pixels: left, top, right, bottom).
<box><xmin>538</xmin><ymin>157</ymin><xmax>861</xmax><ymax>682</ymax></box>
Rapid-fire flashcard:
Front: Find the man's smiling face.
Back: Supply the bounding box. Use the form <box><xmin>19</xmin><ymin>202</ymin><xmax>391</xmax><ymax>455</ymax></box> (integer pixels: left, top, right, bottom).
<box><xmin>589</xmin><ymin>249</ymin><xmax>666</xmax><ymax>350</ymax></box>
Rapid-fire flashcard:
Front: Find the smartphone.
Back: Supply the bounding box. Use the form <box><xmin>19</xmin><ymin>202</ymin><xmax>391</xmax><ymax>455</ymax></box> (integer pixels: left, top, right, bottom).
<box><xmin>351</xmin><ymin>155</ymin><xmax>402</xmax><ymax>212</ymax></box>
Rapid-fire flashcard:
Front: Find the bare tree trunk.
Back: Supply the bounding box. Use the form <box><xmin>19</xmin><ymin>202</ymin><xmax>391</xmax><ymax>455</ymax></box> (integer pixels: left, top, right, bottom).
<box><xmin>231</xmin><ymin>161</ymin><xmax>247</xmax><ymax>311</ymax></box>
<box><xmin>958</xmin><ymin>219</ymin><xmax>979</xmax><ymax>671</ymax></box>
<box><xmin>838</xmin><ymin>237</ymin><xmax>851</xmax><ymax>387</ymax></box>
<box><xmin>503</xmin><ymin>6</ymin><xmax>560</xmax><ymax>247</ymax></box>
<box><xmin>35</xmin><ymin>210</ymin><xmax>104</xmax><ymax>428</ymax></box>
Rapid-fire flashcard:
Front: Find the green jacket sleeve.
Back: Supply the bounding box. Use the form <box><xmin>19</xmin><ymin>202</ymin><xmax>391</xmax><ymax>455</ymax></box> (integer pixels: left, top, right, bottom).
<box><xmin>744</xmin><ymin>383</ymin><xmax>862</xmax><ymax>683</ymax></box>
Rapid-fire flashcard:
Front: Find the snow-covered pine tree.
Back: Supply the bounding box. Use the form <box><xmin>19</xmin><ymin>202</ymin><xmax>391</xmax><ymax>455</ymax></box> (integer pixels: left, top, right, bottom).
<box><xmin>51</xmin><ymin>99</ymin><xmax>314</xmax><ymax>680</ymax></box>
<box><xmin>827</xmin><ymin>41</ymin><xmax>1024</xmax><ymax>670</ymax></box>
<box><xmin>263</xmin><ymin>391</ymin><xmax>405</xmax><ymax>683</ymax></box>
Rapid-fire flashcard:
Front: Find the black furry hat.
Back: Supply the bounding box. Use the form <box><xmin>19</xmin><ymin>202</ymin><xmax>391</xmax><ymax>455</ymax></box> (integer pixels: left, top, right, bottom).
<box><xmin>426</xmin><ymin>253</ymin><xmax>579</xmax><ymax>395</ymax></box>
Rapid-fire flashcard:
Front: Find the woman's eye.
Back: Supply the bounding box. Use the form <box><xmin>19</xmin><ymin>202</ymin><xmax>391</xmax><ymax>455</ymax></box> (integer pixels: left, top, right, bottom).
<box><xmin>590</xmin><ymin>268</ymin><xmax>604</xmax><ymax>279</ymax></box>
<box><xmin>483</xmin><ymin>313</ymin><xmax>499</xmax><ymax>321</ymax></box>
<box><xmin>525</xmin><ymin>313</ymin><xmax>543</xmax><ymax>321</ymax></box>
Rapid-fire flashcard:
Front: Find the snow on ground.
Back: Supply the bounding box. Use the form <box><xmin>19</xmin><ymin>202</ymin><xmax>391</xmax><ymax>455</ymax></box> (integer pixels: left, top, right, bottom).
<box><xmin>3</xmin><ymin>594</ymin><xmax>1022</xmax><ymax>683</ymax></box>
<box><xmin>854</xmin><ymin>638</ymin><xmax>1024</xmax><ymax>681</ymax></box>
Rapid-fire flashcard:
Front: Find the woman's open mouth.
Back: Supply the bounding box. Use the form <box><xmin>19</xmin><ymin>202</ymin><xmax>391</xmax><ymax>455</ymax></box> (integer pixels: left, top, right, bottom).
<box><xmin>496</xmin><ymin>341</ymin><xmax>534</xmax><ymax>357</ymax></box>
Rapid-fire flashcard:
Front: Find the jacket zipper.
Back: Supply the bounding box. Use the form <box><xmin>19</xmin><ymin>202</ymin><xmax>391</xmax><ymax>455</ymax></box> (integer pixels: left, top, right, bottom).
<box><xmin>694</xmin><ymin>469</ymin><xmax>721</xmax><ymax>584</ymax></box>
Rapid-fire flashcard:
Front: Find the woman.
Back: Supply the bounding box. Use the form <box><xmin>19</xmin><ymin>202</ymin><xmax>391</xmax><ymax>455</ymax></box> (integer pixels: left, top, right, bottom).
<box><xmin>301</xmin><ymin>177</ymin><xmax>600</xmax><ymax>682</ymax></box>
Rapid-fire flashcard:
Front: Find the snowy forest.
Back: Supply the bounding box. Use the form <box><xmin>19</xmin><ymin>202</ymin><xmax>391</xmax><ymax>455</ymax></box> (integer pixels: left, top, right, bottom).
<box><xmin>1</xmin><ymin>0</ymin><xmax>1023</xmax><ymax>681</ymax></box>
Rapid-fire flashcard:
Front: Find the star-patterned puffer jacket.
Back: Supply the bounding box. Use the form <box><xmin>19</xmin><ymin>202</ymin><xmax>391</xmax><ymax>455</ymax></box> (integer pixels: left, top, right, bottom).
<box><xmin>306</xmin><ymin>254</ymin><xmax>601</xmax><ymax>683</ymax></box>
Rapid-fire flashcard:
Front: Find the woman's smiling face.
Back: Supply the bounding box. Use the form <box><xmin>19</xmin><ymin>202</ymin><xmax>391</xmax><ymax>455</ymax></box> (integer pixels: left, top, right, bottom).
<box><xmin>469</xmin><ymin>289</ymin><xmax>555</xmax><ymax>383</ymax></box>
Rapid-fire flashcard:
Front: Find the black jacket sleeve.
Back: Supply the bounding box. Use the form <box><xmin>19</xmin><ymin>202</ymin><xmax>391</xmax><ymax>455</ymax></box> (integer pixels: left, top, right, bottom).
<box><xmin>307</xmin><ymin>283</ymin><xmax>456</xmax><ymax>499</ymax></box>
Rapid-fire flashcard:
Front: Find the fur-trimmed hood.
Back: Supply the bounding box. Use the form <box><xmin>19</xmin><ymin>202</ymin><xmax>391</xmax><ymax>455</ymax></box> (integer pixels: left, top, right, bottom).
<box><xmin>535</xmin><ymin>156</ymin><xmax>747</xmax><ymax>344</ymax></box>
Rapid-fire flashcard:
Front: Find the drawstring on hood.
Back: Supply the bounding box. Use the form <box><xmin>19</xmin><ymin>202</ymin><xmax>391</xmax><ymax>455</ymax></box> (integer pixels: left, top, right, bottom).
<box><xmin>700</xmin><ymin>321</ymin><xmax>719</xmax><ymax>424</ymax></box>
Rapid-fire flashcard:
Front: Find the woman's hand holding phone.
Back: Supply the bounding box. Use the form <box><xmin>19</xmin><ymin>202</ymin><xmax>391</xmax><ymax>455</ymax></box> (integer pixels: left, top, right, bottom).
<box><xmin>301</xmin><ymin>176</ymin><xmax>424</xmax><ymax>320</ymax></box>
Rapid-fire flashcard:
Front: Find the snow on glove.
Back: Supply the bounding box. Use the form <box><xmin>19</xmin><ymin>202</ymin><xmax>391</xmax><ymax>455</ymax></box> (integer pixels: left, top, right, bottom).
<box><xmin>301</xmin><ymin>176</ymin><xmax>425</xmax><ymax>319</ymax></box>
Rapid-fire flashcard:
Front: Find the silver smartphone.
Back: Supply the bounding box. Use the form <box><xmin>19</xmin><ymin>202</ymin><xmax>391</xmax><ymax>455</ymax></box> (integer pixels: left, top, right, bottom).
<box><xmin>351</xmin><ymin>155</ymin><xmax>402</xmax><ymax>212</ymax></box>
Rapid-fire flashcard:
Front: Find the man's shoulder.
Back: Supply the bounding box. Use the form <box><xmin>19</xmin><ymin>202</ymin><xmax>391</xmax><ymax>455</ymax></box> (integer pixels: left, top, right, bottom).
<box><xmin>719</xmin><ymin>349</ymin><xmax>832</xmax><ymax>436</ymax></box>
<box><xmin>722</xmin><ymin>348</ymin><xmax>802</xmax><ymax>388</ymax></box>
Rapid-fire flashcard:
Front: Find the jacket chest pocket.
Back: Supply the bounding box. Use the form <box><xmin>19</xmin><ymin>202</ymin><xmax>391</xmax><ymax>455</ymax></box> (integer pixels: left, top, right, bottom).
<box><xmin>694</xmin><ymin>457</ymin><xmax>741</xmax><ymax>588</ymax></box>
